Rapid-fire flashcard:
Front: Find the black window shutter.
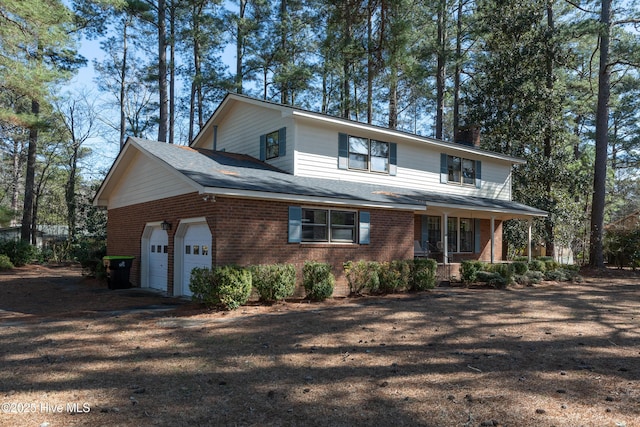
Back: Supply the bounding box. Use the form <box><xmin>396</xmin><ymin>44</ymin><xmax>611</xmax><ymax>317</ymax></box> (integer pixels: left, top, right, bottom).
<box><xmin>389</xmin><ymin>143</ymin><xmax>397</xmax><ymax>175</ymax></box>
<box><xmin>259</xmin><ymin>134</ymin><xmax>266</xmax><ymax>161</ymax></box>
<box><xmin>440</xmin><ymin>153</ymin><xmax>448</xmax><ymax>183</ymax></box>
<box><xmin>278</xmin><ymin>127</ymin><xmax>286</xmax><ymax>157</ymax></box>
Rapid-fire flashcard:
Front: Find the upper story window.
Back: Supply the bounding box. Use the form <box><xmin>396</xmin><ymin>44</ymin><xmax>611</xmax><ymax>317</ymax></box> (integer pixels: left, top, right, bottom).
<box><xmin>441</xmin><ymin>154</ymin><xmax>481</xmax><ymax>188</ymax></box>
<box><xmin>265</xmin><ymin>130</ymin><xmax>280</xmax><ymax>159</ymax></box>
<box><xmin>348</xmin><ymin>136</ymin><xmax>389</xmax><ymax>173</ymax></box>
<box><xmin>448</xmin><ymin>155</ymin><xmax>475</xmax><ymax>185</ymax></box>
<box><xmin>339</xmin><ymin>133</ymin><xmax>397</xmax><ymax>175</ymax></box>
<box><xmin>260</xmin><ymin>127</ymin><xmax>286</xmax><ymax>161</ymax></box>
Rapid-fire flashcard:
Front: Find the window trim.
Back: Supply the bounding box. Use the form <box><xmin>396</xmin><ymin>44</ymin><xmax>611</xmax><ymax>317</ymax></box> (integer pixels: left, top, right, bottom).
<box><xmin>339</xmin><ymin>133</ymin><xmax>396</xmax><ymax>175</ymax></box>
<box><xmin>265</xmin><ymin>130</ymin><xmax>280</xmax><ymax>160</ymax></box>
<box><xmin>447</xmin><ymin>216</ymin><xmax>475</xmax><ymax>254</ymax></box>
<box><xmin>289</xmin><ymin>206</ymin><xmax>367</xmax><ymax>244</ymax></box>
<box><xmin>301</xmin><ymin>207</ymin><xmax>358</xmax><ymax>244</ymax></box>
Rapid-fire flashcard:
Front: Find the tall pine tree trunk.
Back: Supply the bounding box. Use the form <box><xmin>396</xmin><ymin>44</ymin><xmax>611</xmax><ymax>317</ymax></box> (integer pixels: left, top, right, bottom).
<box><xmin>236</xmin><ymin>0</ymin><xmax>246</xmax><ymax>94</ymax></box>
<box><xmin>435</xmin><ymin>0</ymin><xmax>446</xmax><ymax>139</ymax></box>
<box><xmin>157</xmin><ymin>0</ymin><xmax>169</xmax><ymax>142</ymax></box>
<box><xmin>21</xmin><ymin>99</ymin><xmax>38</xmax><ymax>243</ymax></box>
<box><xmin>544</xmin><ymin>0</ymin><xmax>555</xmax><ymax>257</ymax></box>
<box><xmin>589</xmin><ymin>0</ymin><xmax>611</xmax><ymax>268</ymax></box>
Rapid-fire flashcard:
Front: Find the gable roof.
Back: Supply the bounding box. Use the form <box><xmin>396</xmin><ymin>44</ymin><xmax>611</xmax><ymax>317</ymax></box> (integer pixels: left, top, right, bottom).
<box><xmin>193</xmin><ymin>92</ymin><xmax>527</xmax><ymax>165</ymax></box>
<box><xmin>95</xmin><ymin>137</ymin><xmax>546</xmax><ymax>218</ymax></box>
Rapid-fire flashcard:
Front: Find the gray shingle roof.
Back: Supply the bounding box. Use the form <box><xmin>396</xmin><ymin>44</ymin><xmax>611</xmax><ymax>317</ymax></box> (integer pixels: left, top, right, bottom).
<box><xmin>132</xmin><ymin>138</ymin><xmax>546</xmax><ymax>217</ymax></box>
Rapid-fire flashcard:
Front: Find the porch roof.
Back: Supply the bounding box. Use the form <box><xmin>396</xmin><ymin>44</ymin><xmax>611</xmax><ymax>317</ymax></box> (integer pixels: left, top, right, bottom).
<box><xmin>97</xmin><ymin>137</ymin><xmax>546</xmax><ymax>218</ymax></box>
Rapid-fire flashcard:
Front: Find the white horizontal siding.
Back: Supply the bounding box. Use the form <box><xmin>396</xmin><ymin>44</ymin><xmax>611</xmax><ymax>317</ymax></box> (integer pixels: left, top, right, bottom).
<box><xmin>215</xmin><ymin>102</ymin><xmax>294</xmax><ymax>173</ymax></box>
<box><xmin>294</xmin><ymin>119</ymin><xmax>514</xmax><ymax>201</ymax></box>
<box><xmin>109</xmin><ymin>152</ymin><xmax>194</xmax><ymax>209</ymax></box>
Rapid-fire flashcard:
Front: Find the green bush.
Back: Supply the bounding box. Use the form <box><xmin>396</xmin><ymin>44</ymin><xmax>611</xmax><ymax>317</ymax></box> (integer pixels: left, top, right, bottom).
<box><xmin>303</xmin><ymin>261</ymin><xmax>335</xmax><ymax>301</ymax></box>
<box><xmin>537</xmin><ymin>256</ymin><xmax>559</xmax><ymax>272</ymax></box>
<box><xmin>378</xmin><ymin>260</ymin><xmax>411</xmax><ymax>293</ymax></box>
<box><xmin>409</xmin><ymin>258</ymin><xmax>437</xmax><ymax>291</ymax></box>
<box><xmin>528</xmin><ymin>259</ymin><xmax>546</xmax><ymax>272</ymax></box>
<box><xmin>344</xmin><ymin>260</ymin><xmax>380</xmax><ymax>295</ymax></box>
<box><xmin>0</xmin><ymin>240</ymin><xmax>38</xmax><ymax>267</ymax></box>
<box><xmin>251</xmin><ymin>264</ymin><xmax>296</xmax><ymax>303</ymax></box>
<box><xmin>525</xmin><ymin>270</ymin><xmax>544</xmax><ymax>284</ymax></box>
<box><xmin>189</xmin><ymin>265</ymin><xmax>252</xmax><ymax>310</ymax></box>
<box><xmin>0</xmin><ymin>254</ymin><xmax>14</xmax><ymax>271</ymax></box>
<box><xmin>489</xmin><ymin>263</ymin><xmax>515</xmax><ymax>286</ymax></box>
<box><xmin>460</xmin><ymin>260</ymin><xmax>485</xmax><ymax>284</ymax></box>
<box><xmin>512</xmin><ymin>261</ymin><xmax>529</xmax><ymax>275</ymax></box>
<box><xmin>477</xmin><ymin>271</ymin><xmax>500</xmax><ymax>283</ymax></box>
<box><xmin>605</xmin><ymin>227</ymin><xmax>640</xmax><ymax>268</ymax></box>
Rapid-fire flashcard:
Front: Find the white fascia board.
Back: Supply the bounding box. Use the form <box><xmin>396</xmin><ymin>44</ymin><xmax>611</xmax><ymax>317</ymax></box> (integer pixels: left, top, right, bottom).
<box><xmin>425</xmin><ymin>200</ymin><xmax>547</xmax><ymax>218</ymax></box>
<box><xmin>291</xmin><ymin>110</ymin><xmax>525</xmax><ymax>165</ymax></box>
<box><xmin>200</xmin><ymin>187</ymin><xmax>427</xmax><ymax>211</ymax></box>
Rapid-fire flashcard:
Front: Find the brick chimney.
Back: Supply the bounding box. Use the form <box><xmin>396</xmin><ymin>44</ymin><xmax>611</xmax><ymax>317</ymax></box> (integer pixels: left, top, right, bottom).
<box><xmin>455</xmin><ymin>125</ymin><xmax>480</xmax><ymax>148</ymax></box>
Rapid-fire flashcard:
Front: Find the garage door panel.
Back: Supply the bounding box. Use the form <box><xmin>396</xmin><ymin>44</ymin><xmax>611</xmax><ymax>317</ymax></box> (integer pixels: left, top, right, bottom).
<box><xmin>182</xmin><ymin>223</ymin><xmax>212</xmax><ymax>296</ymax></box>
<box><xmin>148</xmin><ymin>228</ymin><xmax>168</xmax><ymax>291</ymax></box>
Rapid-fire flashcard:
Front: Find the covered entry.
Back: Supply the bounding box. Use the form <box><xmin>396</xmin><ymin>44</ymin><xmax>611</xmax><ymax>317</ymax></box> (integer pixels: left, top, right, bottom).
<box><xmin>174</xmin><ymin>217</ymin><xmax>212</xmax><ymax>297</ymax></box>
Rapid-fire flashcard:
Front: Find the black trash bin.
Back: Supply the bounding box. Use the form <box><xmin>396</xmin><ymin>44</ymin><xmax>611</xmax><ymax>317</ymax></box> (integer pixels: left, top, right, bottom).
<box><xmin>103</xmin><ymin>256</ymin><xmax>135</xmax><ymax>289</ymax></box>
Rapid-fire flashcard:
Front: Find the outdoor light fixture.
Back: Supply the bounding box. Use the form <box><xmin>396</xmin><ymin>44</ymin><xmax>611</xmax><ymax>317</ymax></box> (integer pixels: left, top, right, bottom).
<box><xmin>161</xmin><ymin>220</ymin><xmax>172</xmax><ymax>231</ymax></box>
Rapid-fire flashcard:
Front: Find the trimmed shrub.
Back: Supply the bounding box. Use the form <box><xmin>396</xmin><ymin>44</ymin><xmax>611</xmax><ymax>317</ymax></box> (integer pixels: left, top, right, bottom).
<box><xmin>477</xmin><ymin>271</ymin><xmax>500</xmax><ymax>283</ymax></box>
<box><xmin>538</xmin><ymin>256</ymin><xmax>559</xmax><ymax>272</ymax></box>
<box><xmin>189</xmin><ymin>265</ymin><xmax>252</xmax><ymax>310</ymax></box>
<box><xmin>0</xmin><ymin>240</ymin><xmax>38</xmax><ymax>267</ymax></box>
<box><xmin>460</xmin><ymin>260</ymin><xmax>485</xmax><ymax>284</ymax></box>
<box><xmin>378</xmin><ymin>260</ymin><xmax>411</xmax><ymax>294</ymax></box>
<box><xmin>528</xmin><ymin>259</ymin><xmax>546</xmax><ymax>272</ymax></box>
<box><xmin>489</xmin><ymin>263</ymin><xmax>515</xmax><ymax>286</ymax></box>
<box><xmin>525</xmin><ymin>270</ymin><xmax>544</xmax><ymax>284</ymax></box>
<box><xmin>303</xmin><ymin>261</ymin><xmax>335</xmax><ymax>301</ymax></box>
<box><xmin>409</xmin><ymin>258</ymin><xmax>437</xmax><ymax>291</ymax></box>
<box><xmin>251</xmin><ymin>264</ymin><xmax>296</xmax><ymax>303</ymax></box>
<box><xmin>512</xmin><ymin>261</ymin><xmax>529</xmax><ymax>275</ymax></box>
<box><xmin>344</xmin><ymin>260</ymin><xmax>380</xmax><ymax>295</ymax></box>
<box><xmin>0</xmin><ymin>254</ymin><xmax>14</xmax><ymax>271</ymax></box>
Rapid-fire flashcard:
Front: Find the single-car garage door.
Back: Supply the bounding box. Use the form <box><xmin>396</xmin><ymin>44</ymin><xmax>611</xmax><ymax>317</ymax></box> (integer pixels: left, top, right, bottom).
<box><xmin>181</xmin><ymin>222</ymin><xmax>212</xmax><ymax>296</ymax></box>
<box><xmin>148</xmin><ymin>227</ymin><xmax>168</xmax><ymax>291</ymax></box>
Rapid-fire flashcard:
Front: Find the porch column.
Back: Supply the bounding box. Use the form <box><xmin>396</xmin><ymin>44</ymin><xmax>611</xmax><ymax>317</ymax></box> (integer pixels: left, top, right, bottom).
<box><xmin>528</xmin><ymin>218</ymin><xmax>533</xmax><ymax>263</ymax></box>
<box><xmin>490</xmin><ymin>216</ymin><xmax>495</xmax><ymax>264</ymax></box>
<box><xmin>443</xmin><ymin>212</ymin><xmax>448</xmax><ymax>265</ymax></box>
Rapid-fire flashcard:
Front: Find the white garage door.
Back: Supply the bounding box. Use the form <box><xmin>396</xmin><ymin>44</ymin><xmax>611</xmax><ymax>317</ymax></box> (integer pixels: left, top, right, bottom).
<box><xmin>148</xmin><ymin>227</ymin><xmax>168</xmax><ymax>291</ymax></box>
<box><xmin>182</xmin><ymin>223</ymin><xmax>212</xmax><ymax>296</ymax></box>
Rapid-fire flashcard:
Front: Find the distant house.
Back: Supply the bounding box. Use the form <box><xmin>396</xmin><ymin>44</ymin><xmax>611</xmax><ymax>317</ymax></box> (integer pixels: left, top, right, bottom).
<box><xmin>0</xmin><ymin>225</ymin><xmax>68</xmax><ymax>250</ymax></box>
<box><xmin>605</xmin><ymin>210</ymin><xmax>640</xmax><ymax>231</ymax></box>
<box><xmin>94</xmin><ymin>93</ymin><xmax>546</xmax><ymax>296</ymax></box>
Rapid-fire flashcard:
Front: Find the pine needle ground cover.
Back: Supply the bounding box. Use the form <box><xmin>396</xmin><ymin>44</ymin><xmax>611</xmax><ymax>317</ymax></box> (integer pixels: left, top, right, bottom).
<box><xmin>0</xmin><ymin>266</ymin><xmax>638</xmax><ymax>427</ymax></box>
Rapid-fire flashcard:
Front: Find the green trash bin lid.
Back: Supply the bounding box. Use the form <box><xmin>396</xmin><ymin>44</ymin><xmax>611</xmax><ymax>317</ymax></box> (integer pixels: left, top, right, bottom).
<box><xmin>103</xmin><ymin>256</ymin><xmax>136</xmax><ymax>260</ymax></box>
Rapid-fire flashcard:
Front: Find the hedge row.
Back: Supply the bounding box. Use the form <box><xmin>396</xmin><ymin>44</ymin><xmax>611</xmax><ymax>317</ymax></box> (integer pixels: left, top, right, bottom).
<box><xmin>460</xmin><ymin>258</ymin><xmax>581</xmax><ymax>288</ymax></box>
<box><xmin>344</xmin><ymin>258</ymin><xmax>437</xmax><ymax>295</ymax></box>
<box><xmin>189</xmin><ymin>261</ymin><xmax>336</xmax><ymax>310</ymax></box>
<box><xmin>189</xmin><ymin>258</ymin><xmax>439</xmax><ymax>310</ymax></box>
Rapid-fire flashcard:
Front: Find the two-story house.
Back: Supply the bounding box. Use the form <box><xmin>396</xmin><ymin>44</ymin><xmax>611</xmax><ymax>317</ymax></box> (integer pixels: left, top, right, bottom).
<box><xmin>94</xmin><ymin>92</ymin><xmax>546</xmax><ymax>296</ymax></box>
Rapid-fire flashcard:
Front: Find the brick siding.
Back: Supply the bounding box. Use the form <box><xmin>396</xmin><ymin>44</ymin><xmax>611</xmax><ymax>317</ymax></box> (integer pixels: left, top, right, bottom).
<box><xmin>107</xmin><ymin>193</ymin><xmax>414</xmax><ymax>297</ymax></box>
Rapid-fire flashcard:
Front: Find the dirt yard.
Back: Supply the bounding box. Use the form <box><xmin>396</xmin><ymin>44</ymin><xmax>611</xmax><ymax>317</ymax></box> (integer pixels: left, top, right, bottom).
<box><xmin>0</xmin><ymin>265</ymin><xmax>638</xmax><ymax>427</ymax></box>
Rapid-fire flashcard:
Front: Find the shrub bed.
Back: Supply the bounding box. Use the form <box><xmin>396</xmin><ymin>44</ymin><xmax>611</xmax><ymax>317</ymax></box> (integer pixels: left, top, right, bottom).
<box><xmin>410</xmin><ymin>258</ymin><xmax>437</xmax><ymax>291</ymax></box>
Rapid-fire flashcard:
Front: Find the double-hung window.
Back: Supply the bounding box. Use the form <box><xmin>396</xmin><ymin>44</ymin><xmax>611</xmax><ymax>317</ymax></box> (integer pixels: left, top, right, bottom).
<box><xmin>447</xmin><ymin>156</ymin><xmax>475</xmax><ymax>185</ymax></box>
<box><xmin>265</xmin><ymin>130</ymin><xmax>280</xmax><ymax>160</ymax></box>
<box><xmin>260</xmin><ymin>128</ymin><xmax>286</xmax><ymax>161</ymax></box>
<box><xmin>441</xmin><ymin>154</ymin><xmax>481</xmax><ymax>188</ymax></box>
<box><xmin>348</xmin><ymin>136</ymin><xmax>389</xmax><ymax>173</ymax></box>
<box><xmin>301</xmin><ymin>208</ymin><xmax>356</xmax><ymax>243</ymax></box>
<box><xmin>339</xmin><ymin>133</ymin><xmax>396</xmax><ymax>175</ymax></box>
